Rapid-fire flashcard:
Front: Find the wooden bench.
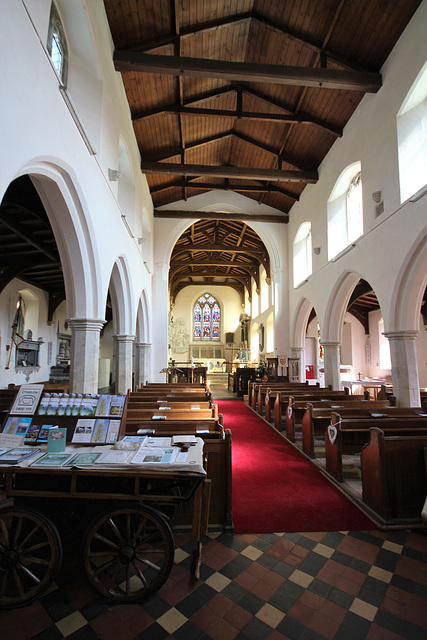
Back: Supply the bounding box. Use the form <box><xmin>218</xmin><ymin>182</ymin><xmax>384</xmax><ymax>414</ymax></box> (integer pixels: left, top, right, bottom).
<box><xmin>360</xmin><ymin>427</ymin><xmax>427</xmax><ymax>526</ymax></box>
<box><xmin>325</xmin><ymin>411</ymin><xmax>427</xmax><ymax>483</ymax></box>
<box><xmin>127</xmin><ymin>391</ymin><xmax>212</xmax><ymax>404</ymax></box>
<box><xmin>272</xmin><ymin>389</ymin><xmax>364</xmax><ymax>432</ymax></box>
<box><xmin>250</xmin><ymin>381</ymin><xmax>321</xmax><ymax>414</ymax></box>
<box><xmin>300</xmin><ymin>401</ymin><xmax>403</xmax><ymax>457</ymax></box>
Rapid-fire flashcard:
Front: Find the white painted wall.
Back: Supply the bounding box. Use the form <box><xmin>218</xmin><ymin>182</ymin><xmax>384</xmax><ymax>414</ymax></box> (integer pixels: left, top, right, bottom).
<box><xmin>0</xmin><ymin>1</ymin><xmax>154</xmax><ymax>387</ymax></box>
<box><xmin>287</xmin><ymin>2</ymin><xmax>427</xmax><ymax>382</ymax></box>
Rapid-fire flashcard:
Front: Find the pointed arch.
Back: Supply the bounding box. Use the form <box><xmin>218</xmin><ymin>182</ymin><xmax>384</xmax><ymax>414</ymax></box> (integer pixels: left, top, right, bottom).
<box><xmin>15</xmin><ymin>161</ymin><xmax>101</xmax><ymax>319</ymax></box>
<box><xmin>322</xmin><ymin>272</ymin><xmax>363</xmax><ymax>343</ymax></box>
<box><xmin>388</xmin><ymin>228</ymin><xmax>427</xmax><ymax>331</ymax></box>
<box><xmin>136</xmin><ymin>289</ymin><xmax>151</xmax><ymax>343</ymax></box>
<box><xmin>291</xmin><ymin>297</ymin><xmax>317</xmax><ymax>349</ymax></box>
<box><xmin>109</xmin><ymin>256</ymin><xmax>134</xmax><ymax>336</ymax></box>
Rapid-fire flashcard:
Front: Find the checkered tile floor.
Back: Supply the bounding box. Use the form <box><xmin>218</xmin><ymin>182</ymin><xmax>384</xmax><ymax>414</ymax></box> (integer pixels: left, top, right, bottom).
<box><xmin>1</xmin><ymin>527</ymin><xmax>426</xmax><ymax>640</ymax></box>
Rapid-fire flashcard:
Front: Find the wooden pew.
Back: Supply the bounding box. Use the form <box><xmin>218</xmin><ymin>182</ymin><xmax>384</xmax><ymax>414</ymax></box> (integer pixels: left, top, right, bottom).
<box><xmin>250</xmin><ymin>381</ymin><xmax>320</xmax><ymax>414</ymax></box>
<box><xmin>125</xmin><ymin>408</ymin><xmax>217</xmax><ymax>422</ymax></box>
<box><xmin>300</xmin><ymin>401</ymin><xmax>405</xmax><ymax>457</ymax></box>
<box><xmin>279</xmin><ymin>394</ymin><xmax>382</xmax><ymax>436</ymax></box>
<box><xmin>360</xmin><ymin>427</ymin><xmax>427</xmax><ymax>525</ymax></box>
<box><xmin>127</xmin><ymin>390</ymin><xmax>212</xmax><ymax>404</ymax></box>
<box><xmin>249</xmin><ymin>380</ymin><xmax>319</xmax><ymax>412</ymax></box>
<box><xmin>273</xmin><ymin>388</ymin><xmax>363</xmax><ymax>433</ymax></box>
<box><xmin>325</xmin><ymin>411</ymin><xmax>427</xmax><ymax>482</ymax></box>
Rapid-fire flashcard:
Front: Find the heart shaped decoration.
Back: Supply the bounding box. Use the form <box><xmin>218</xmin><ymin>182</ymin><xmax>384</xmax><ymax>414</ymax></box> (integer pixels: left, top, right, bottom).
<box><xmin>328</xmin><ymin>424</ymin><xmax>337</xmax><ymax>444</ymax></box>
<box><xmin>287</xmin><ymin>405</ymin><xmax>293</xmax><ymax>419</ymax></box>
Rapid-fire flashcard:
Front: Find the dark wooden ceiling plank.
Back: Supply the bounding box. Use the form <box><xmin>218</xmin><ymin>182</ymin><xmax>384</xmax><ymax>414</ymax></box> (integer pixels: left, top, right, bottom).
<box><xmin>140</xmin><ymin>161</ymin><xmax>318</xmax><ymax>182</ymax></box>
<box><xmin>150</xmin><ymin>179</ymin><xmax>298</xmax><ymax>200</ymax></box>
<box><xmin>114</xmin><ymin>52</ymin><xmax>382</xmax><ymax>92</ymax></box>
<box><xmin>154</xmin><ymin>210</ymin><xmax>287</xmax><ymax>223</ymax></box>
<box><xmin>131</xmin><ymin>85</ymin><xmax>342</xmax><ymax>138</ymax></box>
<box><xmin>241</xmin><ymin>88</ymin><xmax>342</xmax><ymax>138</ymax></box>
<box><xmin>145</xmin><ymin>130</ymin><xmax>310</xmax><ymax>172</ymax></box>
<box><xmin>0</xmin><ymin>212</ymin><xmax>59</xmax><ymax>263</ymax></box>
<box><xmin>116</xmin><ymin>10</ymin><xmax>375</xmax><ymax>72</ymax></box>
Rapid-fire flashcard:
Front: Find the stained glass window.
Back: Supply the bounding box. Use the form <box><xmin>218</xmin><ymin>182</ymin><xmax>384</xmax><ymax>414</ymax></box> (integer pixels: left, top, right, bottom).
<box><xmin>193</xmin><ymin>294</ymin><xmax>221</xmax><ymax>340</ymax></box>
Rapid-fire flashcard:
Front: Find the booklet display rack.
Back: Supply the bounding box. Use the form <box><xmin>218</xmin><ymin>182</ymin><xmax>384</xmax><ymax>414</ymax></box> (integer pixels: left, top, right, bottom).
<box><xmin>0</xmin><ymin>387</ymin><xmax>126</xmax><ymax>445</ymax></box>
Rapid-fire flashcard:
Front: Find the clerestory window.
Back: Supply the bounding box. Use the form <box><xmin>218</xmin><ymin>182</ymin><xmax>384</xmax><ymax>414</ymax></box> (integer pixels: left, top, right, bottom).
<box><xmin>327</xmin><ymin>162</ymin><xmax>363</xmax><ymax>260</ymax></box>
<box><xmin>293</xmin><ymin>222</ymin><xmax>312</xmax><ymax>287</ymax></box>
<box><xmin>47</xmin><ymin>2</ymin><xmax>68</xmax><ymax>86</ymax></box>
<box><xmin>397</xmin><ymin>62</ymin><xmax>427</xmax><ymax>203</ymax></box>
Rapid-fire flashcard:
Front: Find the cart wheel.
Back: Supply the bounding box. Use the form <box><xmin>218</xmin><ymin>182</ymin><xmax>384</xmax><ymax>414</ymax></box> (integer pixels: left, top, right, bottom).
<box><xmin>0</xmin><ymin>506</ymin><xmax>62</xmax><ymax>609</ymax></box>
<box><xmin>81</xmin><ymin>502</ymin><xmax>174</xmax><ymax>604</ymax></box>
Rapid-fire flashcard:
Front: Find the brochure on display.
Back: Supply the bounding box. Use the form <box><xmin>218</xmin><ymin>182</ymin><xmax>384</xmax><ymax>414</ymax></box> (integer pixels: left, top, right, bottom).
<box><xmin>0</xmin><ymin>436</ymin><xmax>205</xmax><ymax>473</ymax></box>
<box><xmin>36</xmin><ymin>392</ymin><xmax>126</xmax><ymax>418</ymax></box>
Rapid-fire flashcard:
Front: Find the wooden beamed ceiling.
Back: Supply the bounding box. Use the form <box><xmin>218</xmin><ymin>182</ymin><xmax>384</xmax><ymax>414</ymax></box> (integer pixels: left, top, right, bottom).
<box><xmin>1</xmin><ymin>3</ymin><xmax>424</xmax><ymax>328</ymax></box>
<box><xmin>104</xmin><ymin>0</ymin><xmax>422</xmax><ymax>299</ymax></box>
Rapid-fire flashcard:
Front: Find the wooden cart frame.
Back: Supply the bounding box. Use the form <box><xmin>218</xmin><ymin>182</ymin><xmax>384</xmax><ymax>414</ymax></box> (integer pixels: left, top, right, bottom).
<box><xmin>0</xmin><ymin>463</ymin><xmax>210</xmax><ymax>609</ymax></box>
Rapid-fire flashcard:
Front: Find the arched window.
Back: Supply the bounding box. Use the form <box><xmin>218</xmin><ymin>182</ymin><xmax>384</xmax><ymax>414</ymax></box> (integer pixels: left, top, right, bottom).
<box><xmin>327</xmin><ymin>162</ymin><xmax>363</xmax><ymax>260</ymax></box>
<box><xmin>193</xmin><ymin>293</ymin><xmax>221</xmax><ymax>341</ymax></box>
<box><xmin>293</xmin><ymin>222</ymin><xmax>312</xmax><ymax>287</ymax></box>
<box><xmin>47</xmin><ymin>2</ymin><xmax>68</xmax><ymax>86</ymax></box>
<box><xmin>397</xmin><ymin>63</ymin><xmax>427</xmax><ymax>203</ymax></box>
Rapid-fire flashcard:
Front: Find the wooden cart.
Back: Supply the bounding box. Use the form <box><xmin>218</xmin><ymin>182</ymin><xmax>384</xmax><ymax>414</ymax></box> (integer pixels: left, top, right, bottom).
<box><xmin>0</xmin><ymin>461</ymin><xmax>210</xmax><ymax>609</ymax></box>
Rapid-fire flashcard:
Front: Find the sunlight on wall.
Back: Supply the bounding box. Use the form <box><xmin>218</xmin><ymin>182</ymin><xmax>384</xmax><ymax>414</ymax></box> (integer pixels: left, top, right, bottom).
<box><xmin>251</xmin><ymin>322</ymin><xmax>260</xmax><ymax>361</ymax></box>
<box><xmin>260</xmin><ymin>266</ymin><xmax>269</xmax><ymax>312</ymax></box>
<box><xmin>266</xmin><ymin>312</ymin><xmax>274</xmax><ymax>353</ymax></box>
<box><xmin>379</xmin><ymin>317</ymin><xmax>391</xmax><ymax>370</ymax></box>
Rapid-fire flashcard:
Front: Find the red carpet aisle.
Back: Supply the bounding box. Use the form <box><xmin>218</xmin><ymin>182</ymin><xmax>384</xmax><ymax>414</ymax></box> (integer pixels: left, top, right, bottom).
<box><xmin>217</xmin><ymin>400</ymin><xmax>376</xmax><ymax>534</ymax></box>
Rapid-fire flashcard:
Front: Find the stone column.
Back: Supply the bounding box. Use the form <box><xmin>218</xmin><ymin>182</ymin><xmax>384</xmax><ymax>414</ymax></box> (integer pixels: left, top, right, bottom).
<box><xmin>321</xmin><ymin>341</ymin><xmax>341</xmax><ymax>390</ymax></box>
<box><xmin>114</xmin><ymin>334</ymin><xmax>135</xmax><ymax>394</ymax></box>
<box><xmin>134</xmin><ymin>342</ymin><xmax>151</xmax><ymax>388</ymax></box>
<box><xmin>383</xmin><ymin>330</ymin><xmax>420</xmax><ymax>407</ymax></box>
<box><xmin>68</xmin><ymin>318</ymin><xmax>105</xmax><ymax>394</ymax></box>
<box><xmin>289</xmin><ymin>346</ymin><xmax>304</xmax><ymax>382</ymax></box>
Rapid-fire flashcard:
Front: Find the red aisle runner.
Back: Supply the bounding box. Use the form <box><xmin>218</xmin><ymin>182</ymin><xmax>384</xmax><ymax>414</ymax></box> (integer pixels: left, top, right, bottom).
<box><xmin>218</xmin><ymin>400</ymin><xmax>376</xmax><ymax>534</ymax></box>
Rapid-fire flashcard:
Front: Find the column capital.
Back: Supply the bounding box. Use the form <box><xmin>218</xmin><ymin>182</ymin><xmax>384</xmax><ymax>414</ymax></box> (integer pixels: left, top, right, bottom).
<box><xmin>67</xmin><ymin>318</ymin><xmax>105</xmax><ymax>332</ymax></box>
<box><xmin>114</xmin><ymin>334</ymin><xmax>136</xmax><ymax>343</ymax></box>
<box><xmin>320</xmin><ymin>341</ymin><xmax>341</xmax><ymax>348</ymax></box>
<box><xmin>383</xmin><ymin>330</ymin><xmax>419</xmax><ymax>341</ymax></box>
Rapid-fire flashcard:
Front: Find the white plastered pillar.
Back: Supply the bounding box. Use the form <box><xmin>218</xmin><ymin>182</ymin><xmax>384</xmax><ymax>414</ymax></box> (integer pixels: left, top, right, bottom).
<box><xmin>68</xmin><ymin>319</ymin><xmax>105</xmax><ymax>394</ymax></box>
<box><xmin>151</xmin><ymin>261</ymin><xmax>170</xmax><ymax>382</ymax></box>
<box><xmin>383</xmin><ymin>330</ymin><xmax>421</xmax><ymax>407</ymax></box>
<box><xmin>114</xmin><ymin>334</ymin><xmax>135</xmax><ymax>394</ymax></box>
<box><xmin>321</xmin><ymin>341</ymin><xmax>341</xmax><ymax>390</ymax></box>
<box><xmin>272</xmin><ymin>267</ymin><xmax>288</xmax><ymax>362</ymax></box>
<box><xmin>134</xmin><ymin>342</ymin><xmax>151</xmax><ymax>388</ymax></box>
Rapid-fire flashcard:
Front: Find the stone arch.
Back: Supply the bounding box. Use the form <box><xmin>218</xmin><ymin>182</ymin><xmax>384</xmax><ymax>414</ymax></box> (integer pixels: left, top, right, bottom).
<box><xmin>388</xmin><ymin>228</ymin><xmax>427</xmax><ymax>332</ymax></box>
<box><xmin>14</xmin><ymin>161</ymin><xmax>101</xmax><ymax>319</ymax></box>
<box><xmin>322</xmin><ymin>271</ymin><xmax>363</xmax><ymax>343</ymax></box>
<box><xmin>156</xmin><ymin>205</ymin><xmax>284</xmax><ymax>273</ymax></box>
<box><xmin>291</xmin><ymin>297</ymin><xmax>317</xmax><ymax>349</ymax></box>
<box><xmin>108</xmin><ymin>255</ymin><xmax>134</xmax><ymax>336</ymax></box>
<box><xmin>136</xmin><ymin>289</ymin><xmax>151</xmax><ymax>344</ymax></box>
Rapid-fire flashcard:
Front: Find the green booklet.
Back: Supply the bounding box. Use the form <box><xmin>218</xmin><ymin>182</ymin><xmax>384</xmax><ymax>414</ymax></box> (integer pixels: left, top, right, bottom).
<box><xmin>47</xmin><ymin>427</ymin><xmax>67</xmax><ymax>452</ymax></box>
<box><xmin>31</xmin><ymin>452</ymin><xmax>73</xmax><ymax>467</ymax></box>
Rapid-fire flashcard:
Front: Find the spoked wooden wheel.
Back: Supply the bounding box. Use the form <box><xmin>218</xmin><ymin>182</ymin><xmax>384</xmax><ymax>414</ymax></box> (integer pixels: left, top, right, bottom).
<box><xmin>0</xmin><ymin>506</ymin><xmax>62</xmax><ymax>609</ymax></box>
<box><xmin>81</xmin><ymin>502</ymin><xmax>174</xmax><ymax>604</ymax></box>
